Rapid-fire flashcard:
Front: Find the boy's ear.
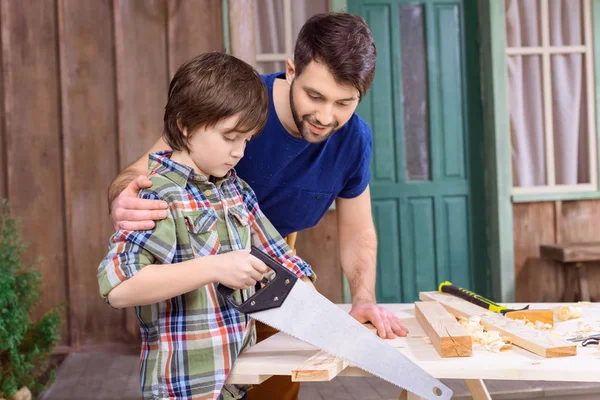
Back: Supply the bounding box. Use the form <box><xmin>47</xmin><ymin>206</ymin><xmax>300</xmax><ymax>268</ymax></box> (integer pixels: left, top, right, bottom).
<box><xmin>177</xmin><ymin>120</ymin><xmax>188</xmax><ymax>136</ymax></box>
<box><xmin>285</xmin><ymin>59</ymin><xmax>295</xmax><ymax>85</ymax></box>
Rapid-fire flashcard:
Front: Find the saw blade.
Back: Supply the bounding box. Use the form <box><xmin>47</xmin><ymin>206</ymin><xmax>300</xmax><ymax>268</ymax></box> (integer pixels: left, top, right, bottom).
<box><xmin>249</xmin><ymin>279</ymin><xmax>452</xmax><ymax>400</ymax></box>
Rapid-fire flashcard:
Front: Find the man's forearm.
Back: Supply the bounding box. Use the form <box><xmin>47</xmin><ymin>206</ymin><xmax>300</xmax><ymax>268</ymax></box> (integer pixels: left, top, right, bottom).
<box><xmin>339</xmin><ymin>227</ymin><xmax>378</xmax><ymax>305</ymax></box>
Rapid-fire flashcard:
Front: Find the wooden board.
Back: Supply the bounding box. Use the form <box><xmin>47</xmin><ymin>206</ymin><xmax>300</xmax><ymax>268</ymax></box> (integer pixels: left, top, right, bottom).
<box><xmin>419</xmin><ymin>292</ymin><xmax>576</xmax><ymax>358</ymax></box>
<box><xmin>114</xmin><ymin>0</ymin><xmax>168</xmax><ymax>168</ymax></box>
<box><xmin>58</xmin><ymin>0</ymin><xmax>122</xmax><ymax>346</ymax></box>
<box><xmin>290</xmin><ymin>323</ymin><xmax>377</xmax><ymax>382</ymax></box>
<box><xmin>167</xmin><ymin>0</ymin><xmax>223</xmax><ymax>78</ymax></box>
<box><xmin>1</xmin><ymin>0</ymin><xmax>70</xmax><ymax>344</ymax></box>
<box><xmin>414</xmin><ymin>301</ymin><xmax>472</xmax><ymax>357</ymax></box>
<box><xmin>114</xmin><ymin>0</ymin><xmax>169</xmax><ymax>343</ymax></box>
<box><xmin>291</xmin><ymin>351</ymin><xmax>348</xmax><ymax>382</ymax></box>
<box><xmin>296</xmin><ymin>210</ymin><xmax>344</xmax><ymax>303</ymax></box>
<box><xmin>541</xmin><ymin>242</ymin><xmax>600</xmax><ymax>263</ymax></box>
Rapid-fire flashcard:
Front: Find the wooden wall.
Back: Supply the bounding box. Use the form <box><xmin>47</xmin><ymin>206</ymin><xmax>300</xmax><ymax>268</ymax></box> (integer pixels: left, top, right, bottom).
<box><xmin>0</xmin><ymin>0</ymin><xmax>224</xmax><ymax>351</ymax></box>
<box><xmin>296</xmin><ymin>210</ymin><xmax>344</xmax><ymax>304</ymax></box>
<box><xmin>514</xmin><ymin>200</ymin><xmax>600</xmax><ymax>302</ymax></box>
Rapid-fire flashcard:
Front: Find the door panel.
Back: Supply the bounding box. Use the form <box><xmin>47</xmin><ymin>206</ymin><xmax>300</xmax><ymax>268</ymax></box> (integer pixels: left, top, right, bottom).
<box><xmin>349</xmin><ymin>0</ymin><xmax>484</xmax><ymax>302</ymax></box>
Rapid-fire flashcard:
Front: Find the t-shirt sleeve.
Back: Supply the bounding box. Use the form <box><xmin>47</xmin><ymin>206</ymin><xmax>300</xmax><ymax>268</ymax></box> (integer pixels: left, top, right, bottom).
<box><xmin>337</xmin><ymin>124</ymin><xmax>372</xmax><ymax>199</ymax></box>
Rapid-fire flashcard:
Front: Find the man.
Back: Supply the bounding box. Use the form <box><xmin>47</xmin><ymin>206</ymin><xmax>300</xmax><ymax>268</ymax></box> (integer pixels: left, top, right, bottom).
<box><xmin>108</xmin><ymin>12</ymin><xmax>408</xmax><ymax>400</ymax></box>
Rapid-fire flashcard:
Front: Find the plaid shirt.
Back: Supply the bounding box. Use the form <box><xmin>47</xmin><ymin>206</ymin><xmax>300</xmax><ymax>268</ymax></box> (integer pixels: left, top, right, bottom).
<box><xmin>98</xmin><ymin>151</ymin><xmax>315</xmax><ymax>400</ymax></box>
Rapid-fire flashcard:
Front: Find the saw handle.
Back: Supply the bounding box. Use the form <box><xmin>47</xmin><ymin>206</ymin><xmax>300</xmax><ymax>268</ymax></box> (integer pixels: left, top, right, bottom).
<box><xmin>217</xmin><ymin>246</ymin><xmax>298</xmax><ymax>314</ymax></box>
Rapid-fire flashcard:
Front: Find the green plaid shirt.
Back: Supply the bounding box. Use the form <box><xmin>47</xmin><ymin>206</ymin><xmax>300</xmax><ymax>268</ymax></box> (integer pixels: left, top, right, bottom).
<box><xmin>98</xmin><ymin>151</ymin><xmax>315</xmax><ymax>400</ymax></box>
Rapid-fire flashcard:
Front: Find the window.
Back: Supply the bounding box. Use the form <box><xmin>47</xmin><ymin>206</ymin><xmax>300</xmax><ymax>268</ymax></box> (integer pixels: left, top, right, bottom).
<box><xmin>506</xmin><ymin>0</ymin><xmax>597</xmax><ymax>195</ymax></box>
<box><xmin>254</xmin><ymin>0</ymin><xmax>329</xmax><ymax>74</ymax></box>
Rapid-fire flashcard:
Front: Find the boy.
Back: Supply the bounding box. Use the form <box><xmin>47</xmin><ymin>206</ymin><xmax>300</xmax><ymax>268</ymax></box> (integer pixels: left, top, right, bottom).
<box><xmin>97</xmin><ymin>52</ymin><xmax>315</xmax><ymax>400</ymax></box>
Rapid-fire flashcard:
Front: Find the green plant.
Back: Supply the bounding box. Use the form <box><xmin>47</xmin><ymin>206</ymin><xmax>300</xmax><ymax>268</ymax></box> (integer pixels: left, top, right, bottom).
<box><xmin>0</xmin><ymin>199</ymin><xmax>63</xmax><ymax>397</ymax></box>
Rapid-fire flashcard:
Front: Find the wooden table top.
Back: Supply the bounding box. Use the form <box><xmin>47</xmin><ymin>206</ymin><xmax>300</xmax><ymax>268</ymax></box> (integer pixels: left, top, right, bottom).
<box><xmin>228</xmin><ymin>303</ymin><xmax>600</xmax><ymax>384</ymax></box>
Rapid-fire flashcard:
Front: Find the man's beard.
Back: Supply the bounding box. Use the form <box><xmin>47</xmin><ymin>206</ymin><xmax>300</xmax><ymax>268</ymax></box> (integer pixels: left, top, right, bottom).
<box><xmin>289</xmin><ymin>81</ymin><xmax>338</xmax><ymax>143</ymax></box>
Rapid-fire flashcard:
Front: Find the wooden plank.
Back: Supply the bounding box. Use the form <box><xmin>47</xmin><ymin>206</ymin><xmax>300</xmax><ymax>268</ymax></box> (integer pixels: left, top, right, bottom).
<box><xmin>1</xmin><ymin>0</ymin><xmax>70</xmax><ymax>344</ymax></box>
<box><xmin>0</xmin><ymin>1</ymin><xmax>5</xmax><ymax>200</ymax></box>
<box><xmin>292</xmin><ymin>351</ymin><xmax>349</xmax><ymax>382</ymax></box>
<box><xmin>419</xmin><ymin>292</ymin><xmax>576</xmax><ymax>358</ymax></box>
<box><xmin>513</xmin><ymin>202</ymin><xmax>557</xmax><ymax>302</ymax></box>
<box><xmin>464</xmin><ymin>379</ymin><xmax>492</xmax><ymax>400</ymax></box>
<box><xmin>228</xmin><ymin>0</ymin><xmax>256</xmax><ymax>65</ymax></box>
<box><xmin>114</xmin><ymin>0</ymin><xmax>168</xmax><ymax>168</ymax></box>
<box><xmin>541</xmin><ymin>242</ymin><xmax>600</xmax><ymax>263</ymax></box>
<box><xmin>114</xmin><ymin>0</ymin><xmax>169</xmax><ymax>342</ymax></box>
<box><xmin>399</xmin><ymin>390</ymin><xmax>426</xmax><ymax>400</ymax></box>
<box><xmin>58</xmin><ymin>0</ymin><xmax>123</xmax><ymax>346</ymax></box>
<box><xmin>296</xmin><ymin>210</ymin><xmax>343</xmax><ymax>303</ymax></box>
<box><xmin>414</xmin><ymin>301</ymin><xmax>472</xmax><ymax>358</ymax></box>
<box><xmin>167</xmin><ymin>0</ymin><xmax>224</xmax><ymax>78</ymax></box>
<box><xmin>291</xmin><ymin>323</ymin><xmax>377</xmax><ymax>382</ymax></box>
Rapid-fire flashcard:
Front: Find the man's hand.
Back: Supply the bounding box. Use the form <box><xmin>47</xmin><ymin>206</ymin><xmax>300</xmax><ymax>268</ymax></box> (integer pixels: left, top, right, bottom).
<box><xmin>349</xmin><ymin>300</ymin><xmax>408</xmax><ymax>339</ymax></box>
<box><xmin>110</xmin><ymin>175</ymin><xmax>169</xmax><ymax>231</ymax></box>
<box><xmin>213</xmin><ymin>249</ymin><xmax>269</xmax><ymax>290</ymax></box>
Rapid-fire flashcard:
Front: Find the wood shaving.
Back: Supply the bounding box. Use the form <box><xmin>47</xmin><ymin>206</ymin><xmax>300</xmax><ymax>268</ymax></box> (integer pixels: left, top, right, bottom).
<box><xmin>553</xmin><ymin>305</ymin><xmax>584</xmax><ymax>321</ymax></box>
<box><xmin>578</xmin><ymin>301</ymin><xmax>594</xmax><ymax>307</ymax></box>
<box><xmin>508</xmin><ymin>316</ymin><xmax>552</xmax><ymax>330</ymax></box>
<box><xmin>457</xmin><ymin>316</ymin><xmax>510</xmax><ymax>353</ymax></box>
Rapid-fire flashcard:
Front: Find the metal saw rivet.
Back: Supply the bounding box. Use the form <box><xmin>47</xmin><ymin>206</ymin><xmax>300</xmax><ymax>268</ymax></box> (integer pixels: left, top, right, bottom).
<box><xmin>250</xmin><ymin>301</ymin><xmax>256</xmax><ymax>306</ymax></box>
<box><xmin>284</xmin><ymin>279</ymin><xmax>290</xmax><ymax>285</ymax></box>
<box><xmin>273</xmin><ymin>296</ymin><xmax>279</xmax><ymax>302</ymax></box>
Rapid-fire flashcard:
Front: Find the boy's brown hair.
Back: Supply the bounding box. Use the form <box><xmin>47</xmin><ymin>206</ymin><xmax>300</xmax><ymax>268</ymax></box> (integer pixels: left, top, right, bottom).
<box><xmin>163</xmin><ymin>52</ymin><xmax>268</xmax><ymax>152</ymax></box>
<box><xmin>294</xmin><ymin>13</ymin><xmax>376</xmax><ymax>100</ymax></box>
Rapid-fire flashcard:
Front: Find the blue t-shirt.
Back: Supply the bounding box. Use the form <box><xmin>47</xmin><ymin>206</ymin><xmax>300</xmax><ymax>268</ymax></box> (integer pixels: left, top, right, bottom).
<box><xmin>235</xmin><ymin>72</ymin><xmax>372</xmax><ymax>237</ymax></box>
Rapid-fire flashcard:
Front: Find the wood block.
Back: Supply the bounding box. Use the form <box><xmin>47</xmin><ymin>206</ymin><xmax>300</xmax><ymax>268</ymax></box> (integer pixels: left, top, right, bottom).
<box><xmin>291</xmin><ymin>350</ymin><xmax>348</xmax><ymax>382</ymax></box>
<box><xmin>420</xmin><ymin>292</ymin><xmax>576</xmax><ymax>358</ymax></box>
<box><xmin>414</xmin><ymin>302</ymin><xmax>472</xmax><ymax>357</ymax></box>
<box><xmin>291</xmin><ymin>323</ymin><xmax>377</xmax><ymax>382</ymax></box>
<box><xmin>505</xmin><ymin>309</ymin><xmax>554</xmax><ymax>326</ymax></box>
<box><xmin>540</xmin><ymin>242</ymin><xmax>600</xmax><ymax>263</ymax></box>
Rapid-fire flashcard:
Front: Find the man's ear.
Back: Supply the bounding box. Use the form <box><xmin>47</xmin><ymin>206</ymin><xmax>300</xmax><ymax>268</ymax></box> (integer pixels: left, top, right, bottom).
<box><xmin>177</xmin><ymin>120</ymin><xmax>188</xmax><ymax>136</ymax></box>
<box><xmin>285</xmin><ymin>59</ymin><xmax>296</xmax><ymax>85</ymax></box>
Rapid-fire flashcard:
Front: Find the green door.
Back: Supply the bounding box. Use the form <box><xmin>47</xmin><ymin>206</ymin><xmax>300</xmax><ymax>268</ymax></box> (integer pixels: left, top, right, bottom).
<box><xmin>348</xmin><ymin>0</ymin><xmax>487</xmax><ymax>302</ymax></box>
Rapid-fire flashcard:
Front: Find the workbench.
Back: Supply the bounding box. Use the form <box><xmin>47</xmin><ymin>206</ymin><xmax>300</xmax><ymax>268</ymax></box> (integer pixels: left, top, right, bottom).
<box><xmin>227</xmin><ymin>303</ymin><xmax>600</xmax><ymax>399</ymax></box>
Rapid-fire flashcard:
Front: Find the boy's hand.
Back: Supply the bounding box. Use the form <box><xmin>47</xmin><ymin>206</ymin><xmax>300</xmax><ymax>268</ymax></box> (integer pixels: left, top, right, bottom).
<box><xmin>215</xmin><ymin>249</ymin><xmax>269</xmax><ymax>290</ymax></box>
<box><xmin>111</xmin><ymin>175</ymin><xmax>169</xmax><ymax>231</ymax></box>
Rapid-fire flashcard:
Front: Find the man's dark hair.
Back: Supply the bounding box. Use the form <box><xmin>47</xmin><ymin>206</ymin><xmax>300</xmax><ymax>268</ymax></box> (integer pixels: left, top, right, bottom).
<box><xmin>294</xmin><ymin>13</ymin><xmax>376</xmax><ymax>99</ymax></box>
<box><xmin>163</xmin><ymin>52</ymin><xmax>268</xmax><ymax>152</ymax></box>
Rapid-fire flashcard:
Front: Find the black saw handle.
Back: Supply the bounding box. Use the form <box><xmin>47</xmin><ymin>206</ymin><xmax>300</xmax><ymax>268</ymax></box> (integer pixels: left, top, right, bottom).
<box><xmin>217</xmin><ymin>246</ymin><xmax>298</xmax><ymax>314</ymax></box>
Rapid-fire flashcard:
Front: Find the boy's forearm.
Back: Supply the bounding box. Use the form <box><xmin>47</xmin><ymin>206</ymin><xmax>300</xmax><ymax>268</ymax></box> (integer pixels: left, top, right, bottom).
<box><xmin>107</xmin><ymin>257</ymin><xmax>216</xmax><ymax>308</ymax></box>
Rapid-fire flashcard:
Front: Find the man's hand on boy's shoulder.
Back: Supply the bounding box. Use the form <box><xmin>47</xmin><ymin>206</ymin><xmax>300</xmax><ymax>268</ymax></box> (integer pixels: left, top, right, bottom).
<box><xmin>111</xmin><ymin>175</ymin><xmax>169</xmax><ymax>231</ymax></box>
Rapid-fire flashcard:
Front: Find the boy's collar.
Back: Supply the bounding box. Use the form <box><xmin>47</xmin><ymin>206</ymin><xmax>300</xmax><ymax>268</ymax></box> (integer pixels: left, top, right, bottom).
<box><xmin>148</xmin><ymin>150</ymin><xmax>236</xmax><ymax>187</ymax></box>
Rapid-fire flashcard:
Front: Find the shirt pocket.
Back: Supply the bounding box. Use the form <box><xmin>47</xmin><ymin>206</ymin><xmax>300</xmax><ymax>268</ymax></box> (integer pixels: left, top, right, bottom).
<box><xmin>184</xmin><ymin>209</ymin><xmax>219</xmax><ymax>257</ymax></box>
<box><xmin>228</xmin><ymin>205</ymin><xmax>251</xmax><ymax>249</ymax></box>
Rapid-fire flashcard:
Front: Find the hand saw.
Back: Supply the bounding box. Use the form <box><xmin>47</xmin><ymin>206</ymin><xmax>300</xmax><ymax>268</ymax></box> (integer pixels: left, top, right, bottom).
<box><xmin>218</xmin><ymin>246</ymin><xmax>453</xmax><ymax>400</ymax></box>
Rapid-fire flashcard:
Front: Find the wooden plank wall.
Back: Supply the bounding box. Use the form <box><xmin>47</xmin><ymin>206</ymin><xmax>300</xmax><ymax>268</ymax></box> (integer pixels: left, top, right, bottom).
<box><xmin>296</xmin><ymin>210</ymin><xmax>344</xmax><ymax>304</ymax></box>
<box><xmin>0</xmin><ymin>0</ymin><xmax>223</xmax><ymax>351</ymax></box>
<box><xmin>514</xmin><ymin>200</ymin><xmax>600</xmax><ymax>302</ymax></box>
